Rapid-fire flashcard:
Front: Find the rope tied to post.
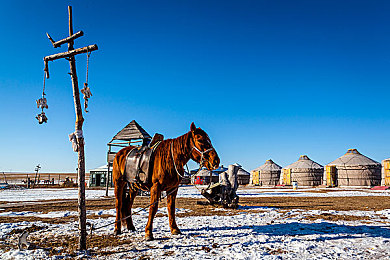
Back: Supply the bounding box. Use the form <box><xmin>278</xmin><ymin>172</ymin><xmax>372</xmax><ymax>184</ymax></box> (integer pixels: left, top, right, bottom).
<box><xmin>69</xmin><ymin>130</ymin><xmax>85</xmax><ymax>152</ymax></box>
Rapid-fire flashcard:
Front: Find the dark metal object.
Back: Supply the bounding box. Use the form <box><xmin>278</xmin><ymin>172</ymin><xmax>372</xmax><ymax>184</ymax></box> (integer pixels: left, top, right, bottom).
<box><xmin>199</xmin><ymin>164</ymin><xmax>240</xmax><ymax>209</ymax></box>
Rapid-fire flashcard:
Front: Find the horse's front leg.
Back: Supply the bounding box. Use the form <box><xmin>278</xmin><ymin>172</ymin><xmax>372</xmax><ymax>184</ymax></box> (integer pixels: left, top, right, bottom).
<box><xmin>167</xmin><ymin>187</ymin><xmax>181</xmax><ymax>235</ymax></box>
<box><xmin>145</xmin><ymin>183</ymin><xmax>161</xmax><ymax>241</ymax></box>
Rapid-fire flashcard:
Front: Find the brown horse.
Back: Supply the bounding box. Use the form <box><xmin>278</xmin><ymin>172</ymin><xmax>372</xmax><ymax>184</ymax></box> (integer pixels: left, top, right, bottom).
<box><xmin>112</xmin><ymin>122</ymin><xmax>220</xmax><ymax>240</ymax></box>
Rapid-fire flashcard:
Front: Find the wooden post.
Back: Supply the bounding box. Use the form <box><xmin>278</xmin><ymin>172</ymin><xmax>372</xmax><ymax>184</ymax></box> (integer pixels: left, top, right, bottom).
<box><xmin>43</xmin><ymin>6</ymin><xmax>97</xmax><ymax>251</ymax></box>
<box><xmin>105</xmin><ymin>145</ymin><xmax>111</xmax><ymax>196</ymax></box>
<box><xmin>67</xmin><ymin>5</ymin><xmax>87</xmax><ymax>251</ymax></box>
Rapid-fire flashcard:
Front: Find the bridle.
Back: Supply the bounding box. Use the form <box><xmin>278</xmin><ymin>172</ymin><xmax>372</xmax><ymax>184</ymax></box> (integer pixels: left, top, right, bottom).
<box><xmin>191</xmin><ymin>145</ymin><xmax>215</xmax><ymax>167</ymax></box>
<box><xmin>171</xmin><ymin>134</ymin><xmax>216</xmax><ymax>178</ymax></box>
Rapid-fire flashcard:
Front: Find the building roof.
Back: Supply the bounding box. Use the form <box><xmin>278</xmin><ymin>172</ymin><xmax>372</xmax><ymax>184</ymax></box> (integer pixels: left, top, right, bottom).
<box><xmin>110</xmin><ymin>120</ymin><xmax>151</xmax><ymax>142</ymax></box>
<box><xmin>253</xmin><ymin>159</ymin><xmax>282</xmax><ymax>172</ymax></box>
<box><xmin>327</xmin><ymin>149</ymin><xmax>380</xmax><ymax>167</ymax></box>
<box><xmin>89</xmin><ymin>165</ymin><xmax>108</xmax><ymax>173</ymax></box>
<box><xmin>284</xmin><ymin>155</ymin><xmax>323</xmax><ymax>170</ymax></box>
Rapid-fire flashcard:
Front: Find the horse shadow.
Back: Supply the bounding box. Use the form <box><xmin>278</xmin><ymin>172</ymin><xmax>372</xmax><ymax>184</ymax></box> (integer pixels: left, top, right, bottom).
<box><xmin>182</xmin><ymin>221</ymin><xmax>390</xmax><ymax>241</ymax></box>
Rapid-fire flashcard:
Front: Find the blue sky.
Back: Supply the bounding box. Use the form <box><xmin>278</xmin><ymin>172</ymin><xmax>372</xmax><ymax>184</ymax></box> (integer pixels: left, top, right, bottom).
<box><xmin>0</xmin><ymin>0</ymin><xmax>389</xmax><ymax>172</ymax></box>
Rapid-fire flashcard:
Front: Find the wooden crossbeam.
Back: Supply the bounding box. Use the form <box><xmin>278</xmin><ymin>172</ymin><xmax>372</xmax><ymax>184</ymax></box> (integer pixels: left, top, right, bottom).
<box><xmin>44</xmin><ymin>44</ymin><xmax>98</xmax><ymax>78</ymax></box>
<box><xmin>44</xmin><ymin>44</ymin><xmax>98</xmax><ymax>62</ymax></box>
<box><xmin>46</xmin><ymin>31</ymin><xmax>84</xmax><ymax>48</ymax></box>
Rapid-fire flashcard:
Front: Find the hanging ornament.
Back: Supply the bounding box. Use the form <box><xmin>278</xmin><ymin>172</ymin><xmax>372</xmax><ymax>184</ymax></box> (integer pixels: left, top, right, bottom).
<box><xmin>81</xmin><ymin>51</ymin><xmax>92</xmax><ymax>113</ymax></box>
<box><xmin>36</xmin><ymin>111</ymin><xmax>48</xmax><ymax>124</ymax></box>
<box><xmin>36</xmin><ymin>71</ymin><xmax>48</xmax><ymax>124</ymax></box>
<box><xmin>81</xmin><ymin>83</ymin><xmax>92</xmax><ymax>113</ymax></box>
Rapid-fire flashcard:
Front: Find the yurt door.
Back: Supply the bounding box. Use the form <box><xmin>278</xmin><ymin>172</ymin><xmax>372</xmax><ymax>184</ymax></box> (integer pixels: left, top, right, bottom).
<box><xmin>384</xmin><ymin>160</ymin><xmax>390</xmax><ymax>186</ymax></box>
<box><xmin>326</xmin><ymin>166</ymin><xmax>337</xmax><ymax>187</ymax></box>
<box><xmin>283</xmin><ymin>169</ymin><xmax>291</xmax><ymax>185</ymax></box>
<box><xmin>254</xmin><ymin>171</ymin><xmax>260</xmax><ymax>185</ymax></box>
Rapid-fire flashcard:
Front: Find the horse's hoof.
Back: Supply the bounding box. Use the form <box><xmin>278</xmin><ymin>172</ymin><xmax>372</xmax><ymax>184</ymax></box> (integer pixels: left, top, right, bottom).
<box><xmin>128</xmin><ymin>226</ymin><xmax>136</xmax><ymax>232</ymax></box>
<box><xmin>171</xmin><ymin>229</ymin><xmax>182</xmax><ymax>235</ymax></box>
<box><xmin>145</xmin><ymin>235</ymin><xmax>154</xmax><ymax>241</ymax></box>
<box><xmin>114</xmin><ymin>230</ymin><xmax>121</xmax><ymax>235</ymax></box>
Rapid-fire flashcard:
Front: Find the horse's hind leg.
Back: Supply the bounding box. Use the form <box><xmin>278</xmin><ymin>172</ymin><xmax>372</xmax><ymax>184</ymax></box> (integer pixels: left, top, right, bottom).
<box><xmin>114</xmin><ymin>177</ymin><xmax>125</xmax><ymax>235</ymax></box>
<box><xmin>125</xmin><ymin>185</ymin><xmax>138</xmax><ymax>231</ymax></box>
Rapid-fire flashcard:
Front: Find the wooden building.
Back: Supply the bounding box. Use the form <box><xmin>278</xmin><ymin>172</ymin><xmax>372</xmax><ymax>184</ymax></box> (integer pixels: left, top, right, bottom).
<box><xmin>105</xmin><ymin>120</ymin><xmax>152</xmax><ymax>188</ymax></box>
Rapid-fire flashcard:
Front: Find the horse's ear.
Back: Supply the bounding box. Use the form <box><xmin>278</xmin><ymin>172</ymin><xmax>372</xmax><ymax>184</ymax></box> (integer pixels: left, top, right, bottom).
<box><xmin>190</xmin><ymin>122</ymin><xmax>196</xmax><ymax>132</ymax></box>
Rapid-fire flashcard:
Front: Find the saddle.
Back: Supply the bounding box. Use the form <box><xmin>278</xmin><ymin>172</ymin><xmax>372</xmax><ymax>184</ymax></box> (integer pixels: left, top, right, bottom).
<box><xmin>124</xmin><ymin>133</ymin><xmax>163</xmax><ymax>186</ymax></box>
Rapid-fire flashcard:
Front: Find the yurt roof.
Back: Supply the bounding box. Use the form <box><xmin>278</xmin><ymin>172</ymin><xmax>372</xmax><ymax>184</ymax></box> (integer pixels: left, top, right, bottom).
<box><xmin>253</xmin><ymin>159</ymin><xmax>282</xmax><ymax>172</ymax></box>
<box><xmin>237</xmin><ymin>168</ymin><xmax>250</xmax><ymax>176</ymax></box>
<box><xmin>284</xmin><ymin>155</ymin><xmax>323</xmax><ymax>170</ymax></box>
<box><xmin>214</xmin><ymin>165</ymin><xmax>228</xmax><ymax>173</ymax></box>
<box><xmin>110</xmin><ymin>120</ymin><xmax>152</xmax><ymax>142</ymax></box>
<box><xmin>195</xmin><ymin>168</ymin><xmax>219</xmax><ymax>177</ymax></box>
<box><xmin>327</xmin><ymin>149</ymin><xmax>380</xmax><ymax>167</ymax></box>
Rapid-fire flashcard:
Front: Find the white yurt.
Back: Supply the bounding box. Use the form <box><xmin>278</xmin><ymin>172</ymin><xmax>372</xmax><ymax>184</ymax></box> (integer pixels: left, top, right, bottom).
<box><xmin>326</xmin><ymin>149</ymin><xmax>381</xmax><ymax>187</ymax></box>
<box><xmin>282</xmin><ymin>155</ymin><xmax>323</xmax><ymax>186</ymax></box>
<box><xmin>251</xmin><ymin>159</ymin><xmax>282</xmax><ymax>186</ymax></box>
<box><xmin>232</xmin><ymin>163</ymin><xmax>250</xmax><ymax>185</ymax></box>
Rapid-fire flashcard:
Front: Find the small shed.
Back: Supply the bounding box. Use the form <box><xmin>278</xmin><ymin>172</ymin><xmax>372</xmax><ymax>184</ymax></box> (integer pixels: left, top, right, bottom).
<box><xmin>326</xmin><ymin>149</ymin><xmax>381</xmax><ymax>187</ymax></box>
<box><xmin>282</xmin><ymin>155</ymin><xmax>323</xmax><ymax>186</ymax></box>
<box><xmin>251</xmin><ymin>159</ymin><xmax>282</xmax><ymax>186</ymax></box>
<box><xmin>89</xmin><ymin>165</ymin><xmax>110</xmax><ymax>187</ymax></box>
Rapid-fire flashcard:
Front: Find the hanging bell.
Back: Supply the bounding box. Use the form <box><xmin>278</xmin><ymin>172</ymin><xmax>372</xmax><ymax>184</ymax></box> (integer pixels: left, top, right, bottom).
<box><xmin>36</xmin><ymin>112</ymin><xmax>48</xmax><ymax>124</ymax></box>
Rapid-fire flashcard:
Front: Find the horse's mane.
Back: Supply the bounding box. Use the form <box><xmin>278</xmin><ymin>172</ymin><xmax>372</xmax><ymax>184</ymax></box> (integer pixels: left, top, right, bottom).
<box><xmin>152</xmin><ymin>131</ymin><xmax>192</xmax><ymax>174</ymax></box>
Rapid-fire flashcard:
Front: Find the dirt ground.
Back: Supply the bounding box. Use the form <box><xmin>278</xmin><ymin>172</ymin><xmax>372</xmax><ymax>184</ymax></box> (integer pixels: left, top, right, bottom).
<box><xmin>1</xmin><ymin>195</ymin><xmax>390</xmax><ymax>223</ymax></box>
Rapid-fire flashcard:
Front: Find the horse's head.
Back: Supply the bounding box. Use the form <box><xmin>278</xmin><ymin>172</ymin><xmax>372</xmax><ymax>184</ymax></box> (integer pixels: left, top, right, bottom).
<box><xmin>189</xmin><ymin>122</ymin><xmax>220</xmax><ymax>171</ymax></box>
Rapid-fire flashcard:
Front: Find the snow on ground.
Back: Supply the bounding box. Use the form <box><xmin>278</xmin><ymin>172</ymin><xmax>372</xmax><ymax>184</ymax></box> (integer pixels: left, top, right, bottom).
<box><xmin>1</xmin><ymin>186</ymin><xmax>389</xmax><ymax>203</ymax></box>
<box><xmin>176</xmin><ymin>185</ymin><xmax>390</xmax><ymax>199</ymax></box>
<box><xmin>1</xmin><ymin>186</ymin><xmax>390</xmax><ymax>259</ymax></box>
<box><xmin>0</xmin><ymin>188</ymin><xmax>115</xmax><ymax>202</ymax></box>
<box><xmin>1</xmin><ymin>206</ymin><xmax>390</xmax><ymax>259</ymax></box>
